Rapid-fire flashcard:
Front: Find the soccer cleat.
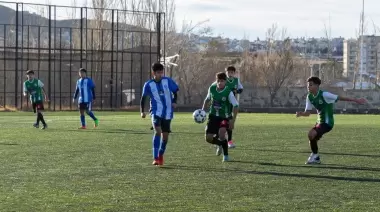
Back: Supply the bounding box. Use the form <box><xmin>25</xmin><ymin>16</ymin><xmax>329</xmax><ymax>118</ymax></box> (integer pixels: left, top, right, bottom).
<box><xmin>305</xmin><ymin>153</ymin><xmax>321</xmax><ymax>164</ymax></box>
<box><xmin>228</xmin><ymin>140</ymin><xmax>236</xmax><ymax>148</ymax></box>
<box><xmin>41</xmin><ymin>124</ymin><xmax>48</xmax><ymax>130</ymax></box>
<box><xmin>223</xmin><ymin>155</ymin><xmax>230</xmax><ymax>162</ymax></box>
<box><xmin>152</xmin><ymin>159</ymin><xmax>160</xmax><ymax>166</ymax></box>
<box><xmin>94</xmin><ymin>119</ymin><xmax>99</xmax><ymax>128</ymax></box>
<box><xmin>158</xmin><ymin>155</ymin><xmax>164</xmax><ymax>166</ymax></box>
<box><xmin>78</xmin><ymin>126</ymin><xmax>86</xmax><ymax>129</ymax></box>
<box><xmin>216</xmin><ymin>145</ymin><xmax>223</xmax><ymax>156</ymax></box>
<box><xmin>33</xmin><ymin>123</ymin><xmax>39</xmax><ymax>128</ymax></box>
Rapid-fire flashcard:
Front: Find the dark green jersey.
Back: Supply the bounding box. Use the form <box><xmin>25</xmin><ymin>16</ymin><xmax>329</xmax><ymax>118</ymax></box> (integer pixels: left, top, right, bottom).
<box><xmin>226</xmin><ymin>77</ymin><xmax>243</xmax><ymax>94</ymax></box>
<box><xmin>206</xmin><ymin>83</ymin><xmax>238</xmax><ymax>118</ymax></box>
<box><xmin>23</xmin><ymin>79</ymin><xmax>44</xmax><ymax>103</ymax></box>
<box><xmin>305</xmin><ymin>90</ymin><xmax>339</xmax><ymax>127</ymax></box>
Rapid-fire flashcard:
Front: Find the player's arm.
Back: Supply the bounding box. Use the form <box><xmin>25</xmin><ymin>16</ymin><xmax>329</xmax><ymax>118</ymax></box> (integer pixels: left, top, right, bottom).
<box><xmin>23</xmin><ymin>82</ymin><xmax>28</xmax><ymax>96</ymax></box>
<box><xmin>236</xmin><ymin>78</ymin><xmax>243</xmax><ymax>94</ymax></box>
<box><xmin>90</xmin><ymin>79</ymin><xmax>96</xmax><ymax>100</ymax></box>
<box><xmin>73</xmin><ymin>81</ymin><xmax>79</xmax><ymax>101</ymax></box>
<box><xmin>140</xmin><ymin>82</ymin><xmax>150</xmax><ymax>113</ymax></box>
<box><xmin>296</xmin><ymin>98</ymin><xmax>312</xmax><ymax>117</ymax></box>
<box><xmin>325</xmin><ymin>92</ymin><xmax>366</xmax><ymax>104</ymax></box>
<box><xmin>169</xmin><ymin>78</ymin><xmax>179</xmax><ymax>105</ymax></box>
<box><xmin>228</xmin><ymin>91</ymin><xmax>239</xmax><ymax>121</ymax></box>
<box><xmin>38</xmin><ymin>80</ymin><xmax>48</xmax><ymax>101</ymax></box>
<box><xmin>201</xmin><ymin>89</ymin><xmax>211</xmax><ymax>111</ymax></box>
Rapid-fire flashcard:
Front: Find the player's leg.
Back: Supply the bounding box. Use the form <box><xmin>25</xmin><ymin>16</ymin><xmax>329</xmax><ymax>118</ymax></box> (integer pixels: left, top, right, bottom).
<box><xmin>218</xmin><ymin>119</ymin><xmax>230</xmax><ymax>162</ymax></box>
<box><xmin>78</xmin><ymin>103</ymin><xmax>87</xmax><ymax>129</ymax></box>
<box><xmin>205</xmin><ymin>115</ymin><xmax>225</xmax><ymax>156</ymax></box>
<box><xmin>158</xmin><ymin>119</ymin><xmax>171</xmax><ymax>166</ymax></box>
<box><xmin>305</xmin><ymin>123</ymin><xmax>332</xmax><ymax>164</ymax></box>
<box><xmin>227</xmin><ymin>103</ymin><xmax>235</xmax><ymax>148</ymax></box>
<box><xmin>36</xmin><ymin>101</ymin><xmax>47</xmax><ymax>129</ymax></box>
<box><xmin>32</xmin><ymin>103</ymin><xmax>40</xmax><ymax>128</ymax></box>
<box><xmin>85</xmin><ymin>102</ymin><xmax>98</xmax><ymax>127</ymax></box>
<box><xmin>151</xmin><ymin>115</ymin><xmax>163</xmax><ymax>165</ymax></box>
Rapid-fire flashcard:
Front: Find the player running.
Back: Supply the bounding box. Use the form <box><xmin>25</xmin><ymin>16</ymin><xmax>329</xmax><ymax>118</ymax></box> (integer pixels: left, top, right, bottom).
<box><xmin>23</xmin><ymin>70</ymin><xmax>49</xmax><ymax>129</ymax></box>
<box><xmin>225</xmin><ymin>66</ymin><xmax>243</xmax><ymax>148</ymax></box>
<box><xmin>296</xmin><ymin>76</ymin><xmax>366</xmax><ymax>164</ymax></box>
<box><xmin>202</xmin><ymin>72</ymin><xmax>239</xmax><ymax>162</ymax></box>
<box><xmin>73</xmin><ymin>68</ymin><xmax>99</xmax><ymax>129</ymax></box>
<box><xmin>140</xmin><ymin>62</ymin><xmax>179</xmax><ymax>166</ymax></box>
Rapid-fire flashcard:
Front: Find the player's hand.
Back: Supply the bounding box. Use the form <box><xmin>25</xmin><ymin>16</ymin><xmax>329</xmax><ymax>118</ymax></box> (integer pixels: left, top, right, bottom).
<box><xmin>355</xmin><ymin>98</ymin><xmax>367</xmax><ymax>104</ymax></box>
<box><xmin>141</xmin><ymin>112</ymin><xmax>146</xmax><ymax>118</ymax></box>
<box><xmin>72</xmin><ymin>99</ymin><xmax>75</xmax><ymax>103</ymax></box>
<box><xmin>45</xmin><ymin>97</ymin><xmax>49</xmax><ymax>102</ymax></box>
<box><xmin>172</xmin><ymin>103</ymin><xmax>177</xmax><ymax>108</ymax></box>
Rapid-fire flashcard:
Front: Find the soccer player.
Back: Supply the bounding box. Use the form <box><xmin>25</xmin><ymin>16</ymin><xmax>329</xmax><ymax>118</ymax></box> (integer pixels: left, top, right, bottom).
<box><xmin>140</xmin><ymin>62</ymin><xmax>179</xmax><ymax>166</ymax></box>
<box><xmin>296</xmin><ymin>76</ymin><xmax>366</xmax><ymax>164</ymax></box>
<box><xmin>73</xmin><ymin>68</ymin><xmax>99</xmax><ymax>129</ymax></box>
<box><xmin>225</xmin><ymin>66</ymin><xmax>243</xmax><ymax>148</ymax></box>
<box><xmin>23</xmin><ymin>70</ymin><xmax>48</xmax><ymax>129</ymax></box>
<box><xmin>202</xmin><ymin>72</ymin><xmax>239</xmax><ymax>162</ymax></box>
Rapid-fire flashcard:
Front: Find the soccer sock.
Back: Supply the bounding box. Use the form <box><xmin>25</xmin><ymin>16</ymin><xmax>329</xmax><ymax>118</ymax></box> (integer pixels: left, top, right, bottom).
<box><xmin>38</xmin><ymin>113</ymin><xmax>46</xmax><ymax>125</ymax></box>
<box><xmin>310</xmin><ymin>139</ymin><xmax>318</xmax><ymax>154</ymax></box>
<box><xmin>86</xmin><ymin>111</ymin><xmax>97</xmax><ymax>121</ymax></box>
<box><xmin>80</xmin><ymin>115</ymin><xmax>86</xmax><ymax>127</ymax></box>
<box><xmin>220</xmin><ymin>139</ymin><xmax>228</xmax><ymax>156</ymax></box>
<box><xmin>227</xmin><ymin>129</ymin><xmax>233</xmax><ymax>141</ymax></box>
<box><xmin>36</xmin><ymin>114</ymin><xmax>40</xmax><ymax>125</ymax></box>
<box><xmin>159</xmin><ymin>139</ymin><xmax>168</xmax><ymax>156</ymax></box>
<box><xmin>152</xmin><ymin>135</ymin><xmax>161</xmax><ymax>159</ymax></box>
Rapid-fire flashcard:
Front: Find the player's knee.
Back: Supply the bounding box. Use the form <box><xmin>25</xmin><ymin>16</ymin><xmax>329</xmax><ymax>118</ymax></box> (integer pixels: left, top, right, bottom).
<box><xmin>218</xmin><ymin>128</ymin><xmax>227</xmax><ymax>140</ymax></box>
<box><xmin>162</xmin><ymin>132</ymin><xmax>169</xmax><ymax>140</ymax></box>
<box><xmin>308</xmin><ymin>129</ymin><xmax>317</xmax><ymax>141</ymax></box>
<box><xmin>205</xmin><ymin>134</ymin><xmax>213</xmax><ymax>143</ymax></box>
<box><xmin>154</xmin><ymin>127</ymin><xmax>162</xmax><ymax>135</ymax></box>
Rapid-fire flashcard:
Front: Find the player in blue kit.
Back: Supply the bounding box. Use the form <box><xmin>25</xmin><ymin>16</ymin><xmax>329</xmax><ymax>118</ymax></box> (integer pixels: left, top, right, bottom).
<box><xmin>140</xmin><ymin>62</ymin><xmax>179</xmax><ymax>166</ymax></box>
<box><xmin>73</xmin><ymin>68</ymin><xmax>99</xmax><ymax>129</ymax></box>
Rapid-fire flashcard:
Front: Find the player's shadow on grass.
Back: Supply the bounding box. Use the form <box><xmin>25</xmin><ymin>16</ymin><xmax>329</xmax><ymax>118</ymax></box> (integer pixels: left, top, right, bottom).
<box><xmin>65</xmin><ymin>129</ymin><xmax>151</xmax><ymax>135</ymax></box>
<box><xmin>170</xmin><ymin>164</ymin><xmax>380</xmax><ymax>183</ymax></box>
<box><xmin>0</xmin><ymin>142</ymin><xmax>18</xmax><ymax>145</ymax></box>
<box><xmin>255</xmin><ymin>149</ymin><xmax>380</xmax><ymax>158</ymax></box>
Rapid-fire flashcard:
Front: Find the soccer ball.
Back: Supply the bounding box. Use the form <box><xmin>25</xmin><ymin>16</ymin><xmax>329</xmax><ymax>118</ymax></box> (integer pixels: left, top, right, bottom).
<box><xmin>193</xmin><ymin>109</ymin><xmax>207</xmax><ymax>124</ymax></box>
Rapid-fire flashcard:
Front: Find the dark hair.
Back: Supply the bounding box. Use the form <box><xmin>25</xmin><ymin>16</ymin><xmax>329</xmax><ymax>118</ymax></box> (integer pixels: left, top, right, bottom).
<box><xmin>152</xmin><ymin>62</ymin><xmax>164</xmax><ymax>72</ymax></box>
<box><xmin>79</xmin><ymin>68</ymin><xmax>87</xmax><ymax>73</ymax></box>
<box><xmin>226</xmin><ymin>66</ymin><xmax>236</xmax><ymax>72</ymax></box>
<box><xmin>26</xmin><ymin>70</ymin><xmax>34</xmax><ymax>75</ymax></box>
<box><xmin>216</xmin><ymin>72</ymin><xmax>227</xmax><ymax>81</ymax></box>
<box><xmin>307</xmin><ymin>76</ymin><xmax>321</xmax><ymax>85</ymax></box>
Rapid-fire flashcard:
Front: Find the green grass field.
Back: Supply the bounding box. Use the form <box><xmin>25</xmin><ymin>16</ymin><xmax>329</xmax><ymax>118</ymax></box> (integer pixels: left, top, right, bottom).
<box><xmin>0</xmin><ymin>112</ymin><xmax>380</xmax><ymax>211</ymax></box>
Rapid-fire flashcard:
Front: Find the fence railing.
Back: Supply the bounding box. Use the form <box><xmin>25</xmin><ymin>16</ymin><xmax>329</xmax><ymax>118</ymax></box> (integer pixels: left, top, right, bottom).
<box><xmin>0</xmin><ymin>1</ymin><xmax>164</xmax><ymax>110</ymax></box>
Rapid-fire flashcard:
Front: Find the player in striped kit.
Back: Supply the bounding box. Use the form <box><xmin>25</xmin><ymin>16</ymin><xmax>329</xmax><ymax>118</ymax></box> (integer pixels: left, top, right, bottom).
<box><xmin>73</xmin><ymin>68</ymin><xmax>99</xmax><ymax>129</ymax></box>
<box><xmin>140</xmin><ymin>62</ymin><xmax>179</xmax><ymax>166</ymax></box>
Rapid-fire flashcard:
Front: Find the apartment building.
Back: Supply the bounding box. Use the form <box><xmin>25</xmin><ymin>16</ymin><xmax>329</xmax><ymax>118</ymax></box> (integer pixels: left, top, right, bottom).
<box><xmin>343</xmin><ymin>35</ymin><xmax>380</xmax><ymax>78</ymax></box>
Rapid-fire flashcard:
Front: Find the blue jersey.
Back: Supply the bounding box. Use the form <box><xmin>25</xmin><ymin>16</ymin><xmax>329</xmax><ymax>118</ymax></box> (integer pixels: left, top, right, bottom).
<box><xmin>142</xmin><ymin>77</ymin><xmax>179</xmax><ymax>120</ymax></box>
<box><xmin>73</xmin><ymin>77</ymin><xmax>96</xmax><ymax>103</ymax></box>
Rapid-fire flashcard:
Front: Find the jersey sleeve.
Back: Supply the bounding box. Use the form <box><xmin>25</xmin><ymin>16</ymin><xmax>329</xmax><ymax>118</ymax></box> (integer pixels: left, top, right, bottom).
<box><xmin>89</xmin><ymin>79</ymin><xmax>95</xmax><ymax>88</ymax></box>
<box><xmin>168</xmin><ymin>78</ymin><xmax>179</xmax><ymax>92</ymax></box>
<box><xmin>305</xmin><ymin>97</ymin><xmax>313</xmax><ymax>111</ymax></box>
<box><xmin>38</xmin><ymin>80</ymin><xmax>44</xmax><ymax>88</ymax></box>
<box><xmin>228</xmin><ymin>91</ymin><xmax>239</xmax><ymax>107</ymax></box>
<box><xmin>142</xmin><ymin>82</ymin><xmax>150</xmax><ymax>97</ymax></box>
<box><xmin>322</xmin><ymin>92</ymin><xmax>339</xmax><ymax>104</ymax></box>
<box><xmin>237</xmin><ymin>78</ymin><xmax>243</xmax><ymax>89</ymax></box>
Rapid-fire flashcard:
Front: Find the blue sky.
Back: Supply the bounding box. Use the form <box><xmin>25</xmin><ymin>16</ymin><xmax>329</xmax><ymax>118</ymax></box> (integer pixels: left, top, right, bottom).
<box><xmin>4</xmin><ymin>0</ymin><xmax>380</xmax><ymax>40</ymax></box>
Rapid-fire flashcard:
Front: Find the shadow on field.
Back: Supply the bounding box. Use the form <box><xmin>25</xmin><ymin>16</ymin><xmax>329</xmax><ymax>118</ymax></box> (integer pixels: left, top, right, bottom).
<box><xmin>168</xmin><ymin>164</ymin><xmax>380</xmax><ymax>183</ymax></box>
<box><xmin>255</xmin><ymin>149</ymin><xmax>380</xmax><ymax>158</ymax></box>
<box><xmin>0</xmin><ymin>142</ymin><xmax>18</xmax><ymax>145</ymax></box>
<box><xmin>65</xmin><ymin>129</ymin><xmax>151</xmax><ymax>135</ymax></box>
